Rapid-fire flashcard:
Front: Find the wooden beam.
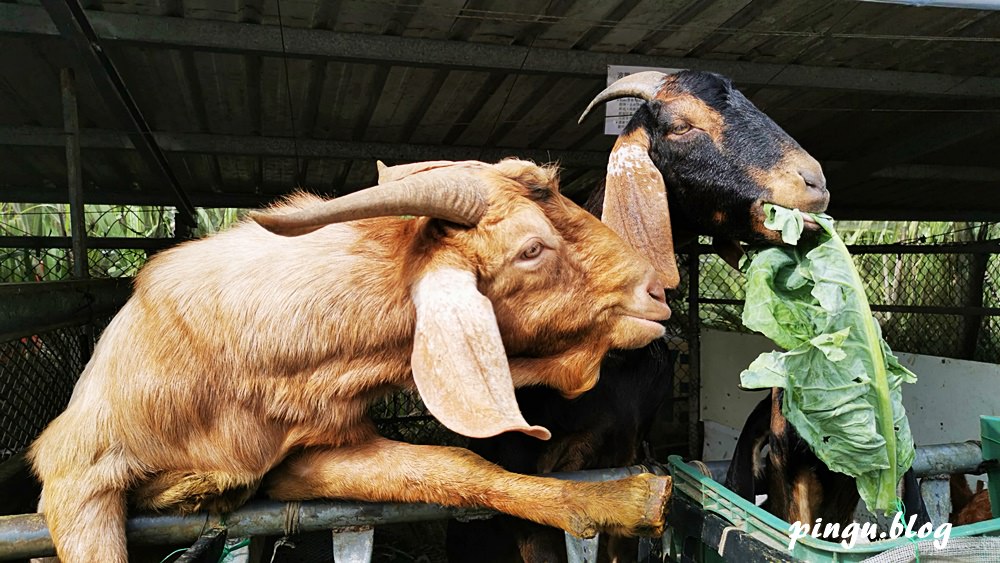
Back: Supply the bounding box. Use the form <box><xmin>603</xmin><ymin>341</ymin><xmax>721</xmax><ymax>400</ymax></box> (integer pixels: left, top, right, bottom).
<box><xmin>0</xmin><ymin>186</ymin><xmax>282</xmax><ymax>208</ymax></box>
<box><xmin>0</xmin><ymin>126</ymin><xmax>609</xmax><ymax>168</ymax></box>
<box><xmin>60</xmin><ymin>67</ymin><xmax>88</xmax><ymax>279</ymax></box>
<box><xmin>9</xmin><ymin>126</ymin><xmax>1000</xmax><ymax>185</ymax></box>
<box><xmin>2</xmin><ymin>4</ymin><xmax>999</xmax><ymax>97</ymax></box>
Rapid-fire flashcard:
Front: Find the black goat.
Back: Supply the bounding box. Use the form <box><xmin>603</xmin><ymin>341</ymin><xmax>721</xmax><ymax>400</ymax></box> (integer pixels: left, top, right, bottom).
<box><xmin>726</xmin><ymin>393</ymin><xmax>930</xmax><ymax>530</ymax></box>
<box><xmin>448</xmin><ymin>70</ymin><xmax>829</xmax><ymax>563</ymax></box>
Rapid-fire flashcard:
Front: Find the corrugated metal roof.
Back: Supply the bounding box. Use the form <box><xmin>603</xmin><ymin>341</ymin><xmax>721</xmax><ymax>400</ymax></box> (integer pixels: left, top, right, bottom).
<box><xmin>1</xmin><ymin>0</ymin><xmax>999</xmax><ymax>219</ymax></box>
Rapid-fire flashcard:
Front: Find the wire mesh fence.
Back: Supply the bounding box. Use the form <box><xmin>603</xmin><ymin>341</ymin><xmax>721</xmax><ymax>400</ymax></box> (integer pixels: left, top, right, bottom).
<box><xmin>0</xmin><ymin>323</ymin><xmax>104</xmax><ymax>462</ymax></box>
<box><xmin>0</xmin><ymin>246</ymin><xmax>156</xmax><ymax>282</ymax></box>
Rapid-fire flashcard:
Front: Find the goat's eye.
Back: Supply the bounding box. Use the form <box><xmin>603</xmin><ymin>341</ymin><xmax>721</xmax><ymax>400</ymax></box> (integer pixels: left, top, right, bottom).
<box><xmin>669</xmin><ymin>122</ymin><xmax>693</xmax><ymax>136</ymax></box>
<box><xmin>519</xmin><ymin>240</ymin><xmax>544</xmax><ymax>261</ymax></box>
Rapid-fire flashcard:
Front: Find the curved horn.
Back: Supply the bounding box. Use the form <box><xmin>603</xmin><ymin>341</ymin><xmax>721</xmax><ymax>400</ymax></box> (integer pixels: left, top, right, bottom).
<box><xmin>578</xmin><ymin>71</ymin><xmax>671</xmax><ymax>124</ymax></box>
<box><xmin>252</xmin><ymin>170</ymin><xmax>490</xmax><ymax>237</ymax></box>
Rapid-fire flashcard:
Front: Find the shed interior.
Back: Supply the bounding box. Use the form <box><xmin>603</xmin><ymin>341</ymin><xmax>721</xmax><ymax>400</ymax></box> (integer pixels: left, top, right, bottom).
<box><xmin>1</xmin><ymin>0</ymin><xmax>999</xmax><ymax>561</ymax></box>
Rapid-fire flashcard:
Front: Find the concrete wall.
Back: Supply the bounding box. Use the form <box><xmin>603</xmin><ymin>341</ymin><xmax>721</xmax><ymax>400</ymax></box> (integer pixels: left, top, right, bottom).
<box><xmin>700</xmin><ymin>328</ymin><xmax>1000</xmax><ymax>461</ymax></box>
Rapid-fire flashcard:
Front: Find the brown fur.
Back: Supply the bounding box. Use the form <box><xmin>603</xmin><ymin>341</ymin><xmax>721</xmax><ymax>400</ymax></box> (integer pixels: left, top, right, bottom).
<box><xmin>950</xmin><ymin>474</ymin><xmax>993</xmax><ymax>525</ymax></box>
<box><xmin>29</xmin><ymin>159</ymin><xmax>673</xmax><ymax>562</ymax></box>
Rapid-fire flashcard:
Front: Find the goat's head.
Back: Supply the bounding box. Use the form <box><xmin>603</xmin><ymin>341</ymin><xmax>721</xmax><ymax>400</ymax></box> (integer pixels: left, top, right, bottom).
<box><xmin>580</xmin><ymin>70</ymin><xmax>829</xmax><ymax>285</ymax></box>
<box><xmin>251</xmin><ymin>159</ymin><xmax>670</xmax><ymax>440</ymax></box>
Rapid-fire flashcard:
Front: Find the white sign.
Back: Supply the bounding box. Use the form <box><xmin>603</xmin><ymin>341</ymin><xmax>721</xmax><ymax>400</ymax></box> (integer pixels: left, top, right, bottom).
<box><xmin>604</xmin><ymin>65</ymin><xmax>684</xmax><ymax>136</ymax></box>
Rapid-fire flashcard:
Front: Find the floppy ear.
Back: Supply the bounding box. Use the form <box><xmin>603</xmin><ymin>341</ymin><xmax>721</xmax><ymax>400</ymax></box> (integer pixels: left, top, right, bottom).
<box><xmin>410</xmin><ymin>265</ymin><xmax>551</xmax><ymax>441</ymax></box>
<box><xmin>603</xmin><ymin>127</ymin><xmax>680</xmax><ymax>289</ymax></box>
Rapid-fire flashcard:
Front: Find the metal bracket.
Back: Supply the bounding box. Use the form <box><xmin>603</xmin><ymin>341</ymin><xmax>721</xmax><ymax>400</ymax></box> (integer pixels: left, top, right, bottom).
<box><xmin>332</xmin><ymin>526</ymin><xmax>374</xmax><ymax>563</ymax></box>
<box><xmin>564</xmin><ymin>532</ymin><xmax>600</xmax><ymax>563</ymax></box>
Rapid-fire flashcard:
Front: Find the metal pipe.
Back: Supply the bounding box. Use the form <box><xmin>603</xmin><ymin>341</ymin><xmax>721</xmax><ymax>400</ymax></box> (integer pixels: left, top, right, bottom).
<box><xmin>0</xmin><ymin>502</ymin><xmax>494</xmax><ymax>559</ymax></box>
<box><xmin>702</xmin><ymin>441</ymin><xmax>988</xmax><ymax>482</ymax></box>
<box><xmin>688</xmin><ymin>250</ymin><xmax>703</xmax><ymax>460</ymax></box>
<box><xmin>859</xmin><ymin>0</ymin><xmax>1000</xmax><ymax>10</ymax></box>
<box><xmin>0</xmin><ymin>465</ymin><xmax>666</xmax><ymax>560</ymax></box>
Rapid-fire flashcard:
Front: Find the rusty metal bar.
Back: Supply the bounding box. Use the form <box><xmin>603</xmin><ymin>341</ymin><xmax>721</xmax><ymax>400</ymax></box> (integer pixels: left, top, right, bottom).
<box><xmin>176</xmin><ymin>527</ymin><xmax>227</xmax><ymax>563</ymax></box>
<box><xmin>0</xmin><ymin>465</ymin><xmax>665</xmax><ymax>560</ymax></box>
<box><xmin>0</xmin><ymin>236</ymin><xmax>174</xmax><ymax>251</ymax></box>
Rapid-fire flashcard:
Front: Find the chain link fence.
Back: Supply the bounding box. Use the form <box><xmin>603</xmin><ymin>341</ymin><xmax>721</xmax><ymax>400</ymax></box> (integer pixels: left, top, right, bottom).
<box><xmin>0</xmin><ymin>325</ymin><xmax>101</xmax><ymax>462</ymax></box>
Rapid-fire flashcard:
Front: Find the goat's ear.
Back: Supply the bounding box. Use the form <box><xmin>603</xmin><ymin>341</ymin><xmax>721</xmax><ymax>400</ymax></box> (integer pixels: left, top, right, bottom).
<box><xmin>603</xmin><ymin>127</ymin><xmax>680</xmax><ymax>289</ymax></box>
<box><xmin>410</xmin><ymin>266</ymin><xmax>551</xmax><ymax>441</ymax></box>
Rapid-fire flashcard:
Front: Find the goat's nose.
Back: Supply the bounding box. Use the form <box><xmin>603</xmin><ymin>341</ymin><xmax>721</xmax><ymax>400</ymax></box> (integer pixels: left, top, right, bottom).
<box><xmin>646</xmin><ymin>273</ymin><xmax>666</xmax><ymax>304</ymax></box>
<box><xmin>799</xmin><ymin>166</ymin><xmax>827</xmax><ymax>193</ymax></box>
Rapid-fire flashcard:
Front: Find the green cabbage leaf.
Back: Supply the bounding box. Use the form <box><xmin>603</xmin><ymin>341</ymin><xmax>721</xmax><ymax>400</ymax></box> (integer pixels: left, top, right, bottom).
<box><xmin>739</xmin><ymin>204</ymin><xmax>917</xmax><ymax>514</ymax></box>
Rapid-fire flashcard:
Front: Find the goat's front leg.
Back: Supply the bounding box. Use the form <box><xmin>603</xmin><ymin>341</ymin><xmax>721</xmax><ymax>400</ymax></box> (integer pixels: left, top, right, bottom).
<box><xmin>265</xmin><ymin>438</ymin><xmax>671</xmax><ymax>538</ymax></box>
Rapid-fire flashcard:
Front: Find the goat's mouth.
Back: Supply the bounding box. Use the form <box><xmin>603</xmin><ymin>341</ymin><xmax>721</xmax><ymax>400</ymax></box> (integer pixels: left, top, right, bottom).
<box><xmin>750</xmin><ymin>201</ymin><xmax>823</xmax><ymax>244</ymax></box>
<box><xmin>801</xmin><ymin>212</ymin><xmax>821</xmax><ymax>232</ymax></box>
<box><xmin>624</xmin><ymin>315</ymin><xmax>668</xmax><ymax>331</ymax></box>
<box><xmin>612</xmin><ymin>307</ymin><xmax>669</xmax><ymax>349</ymax></box>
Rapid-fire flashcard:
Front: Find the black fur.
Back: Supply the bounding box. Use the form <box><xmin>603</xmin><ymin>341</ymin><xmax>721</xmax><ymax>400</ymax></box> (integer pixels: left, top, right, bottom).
<box><xmin>447</xmin><ymin>341</ymin><xmax>676</xmax><ymax>563</ymax></box>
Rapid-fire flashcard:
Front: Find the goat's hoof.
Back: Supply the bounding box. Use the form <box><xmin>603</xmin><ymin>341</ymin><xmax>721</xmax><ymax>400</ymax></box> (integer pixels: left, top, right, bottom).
<box><xmin>632</xmin><ymin>474</ymin><xmax>671</xmax><ymax>536</ymax></box>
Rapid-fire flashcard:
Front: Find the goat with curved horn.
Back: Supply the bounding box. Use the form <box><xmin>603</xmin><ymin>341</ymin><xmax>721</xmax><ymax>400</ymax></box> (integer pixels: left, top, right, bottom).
<box><xmin>30</xmin><ymin>157</ymin><xmax>676</xmax><ymax>563</ymax></box>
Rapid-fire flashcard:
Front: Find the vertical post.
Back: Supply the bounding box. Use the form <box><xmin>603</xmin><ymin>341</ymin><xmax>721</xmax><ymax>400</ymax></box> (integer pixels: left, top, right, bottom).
<box><xmin>61</xmin><ymin>68</ymin><xmax>87</xmax><ymax>280</ymax></box>
<box><xmin>175</xmin><ymin>213</ymin><xmax>196</xmax><ymax>242</ymax></box>
<box><xmin>687</xmin><ymin>251</ymin><xmax>702</xmax><ymax>460</ymax></box>
<box><xmin>62</xmin><ymin>67</ymin><xmax>94</xmax><ymax>363</ymax></box>
<box><xmin>961</xmin><ymin>227</ymin><xmax>990</xmax><ymax>360</ymax></box>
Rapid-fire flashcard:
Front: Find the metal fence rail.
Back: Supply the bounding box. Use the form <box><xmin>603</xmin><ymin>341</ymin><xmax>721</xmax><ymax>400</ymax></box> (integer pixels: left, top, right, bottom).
<box><xmin>0</xmin><ymin>443</ymin><xmax>989</xmax><ymax>561</ymax></box>
<box><xmin>0</xmin><ymin>465</ymin><xmax>665</xmax><ymax>561</ymax></box>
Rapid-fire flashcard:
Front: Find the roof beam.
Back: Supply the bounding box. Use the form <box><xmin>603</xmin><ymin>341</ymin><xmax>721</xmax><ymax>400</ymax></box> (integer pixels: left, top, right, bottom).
<box><xmin>0</xmin><ymin>126</ymin><xmax>609</xmax><ymax>168</ymax></box>
<box><xmin>4</xmin><ymin>184</ymin><xmax>999</xmax><ymax>221</ymax></box>
<box><xmin>3</xmin><ymin>4</ymin><xmax>999</xmax><ymax>97</ymax></box>
<box><xmin>0</xmin><ymin>185</ymin><xmax>281</xmax><ymax>208</ymax></box>
<box><xmin>5</xmin><ymin>127</ymin><xmax>1000</xmax><ymax>185</ymax></box>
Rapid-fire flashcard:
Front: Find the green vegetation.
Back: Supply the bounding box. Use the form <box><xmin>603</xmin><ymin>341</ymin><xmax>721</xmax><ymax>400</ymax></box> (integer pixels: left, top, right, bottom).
<box><xmin>0</xmin><ymin>203</ymin><xmax>247</xmax><ymax>282</ymax></box>
<box><xmin>740</xmin><ymin>205</ymin><xmax>916</xmax><ymax>514</ymax></box>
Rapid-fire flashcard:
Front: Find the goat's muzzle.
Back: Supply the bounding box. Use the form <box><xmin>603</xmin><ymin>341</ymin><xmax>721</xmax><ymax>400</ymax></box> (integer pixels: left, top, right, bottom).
<box><xmin>614</xmin><ymin>268</ymin><xmax>672</xmax><ymax>347</ymax></box>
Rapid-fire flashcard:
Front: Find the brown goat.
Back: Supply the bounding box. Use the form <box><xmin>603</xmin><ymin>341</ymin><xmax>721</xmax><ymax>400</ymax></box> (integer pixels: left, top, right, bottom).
<box><xmin>29</xmin><ymin>159</ymin><xmax>674</xmax><ymax>562</ymax></box>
